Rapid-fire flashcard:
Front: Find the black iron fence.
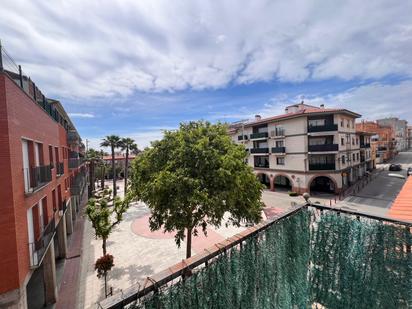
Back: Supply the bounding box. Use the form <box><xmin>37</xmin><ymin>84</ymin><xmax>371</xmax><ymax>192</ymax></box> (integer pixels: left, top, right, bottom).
<box><xmin>57</xmin><ymin>162</ymin><xmax>64</xmax><ymax>176</ymax></box>
<box><xmin>28</xmin><ymin>216</ymin><xmax>55</xmax><ymax>268</ymax></box>
<box><xmin>24</xmin><ymin>165</ymin><xmax>52</xmax><ymax>193</ymax></box>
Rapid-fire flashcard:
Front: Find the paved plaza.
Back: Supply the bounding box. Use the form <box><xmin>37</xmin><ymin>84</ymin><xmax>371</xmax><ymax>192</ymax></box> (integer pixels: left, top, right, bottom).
<box><xmin>76</xmin><ymin>180</ymin><xmax>324</xmax><ymax>308</ymax></box>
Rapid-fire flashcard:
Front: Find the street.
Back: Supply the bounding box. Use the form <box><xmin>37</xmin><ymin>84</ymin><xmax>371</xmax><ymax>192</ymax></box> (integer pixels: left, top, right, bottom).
<box><xmin>338</xmin><ymin>151</ymin><xmax>412</xmax><ymax>215</ymax></box>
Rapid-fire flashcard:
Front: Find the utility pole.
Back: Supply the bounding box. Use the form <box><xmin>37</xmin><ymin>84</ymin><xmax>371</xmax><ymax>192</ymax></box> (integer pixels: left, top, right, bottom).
<box><xmin>86</xmin><ymin>139</ymin><xmax>89</xmax><ymax>153</ymax></box>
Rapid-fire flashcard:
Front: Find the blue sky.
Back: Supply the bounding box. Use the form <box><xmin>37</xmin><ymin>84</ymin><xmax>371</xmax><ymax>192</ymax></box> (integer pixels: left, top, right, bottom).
<box><xmin>1</xmin><ymin>1</ymin><xmax>411</xmax><ymax>149</ymax></box>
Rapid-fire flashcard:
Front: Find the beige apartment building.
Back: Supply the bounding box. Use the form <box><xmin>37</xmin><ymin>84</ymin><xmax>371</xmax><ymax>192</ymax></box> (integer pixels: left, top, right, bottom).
<box><xmin>229</xmin><ymin>103</ymin><xmax>373</xmax><ymax>195</ymax></box>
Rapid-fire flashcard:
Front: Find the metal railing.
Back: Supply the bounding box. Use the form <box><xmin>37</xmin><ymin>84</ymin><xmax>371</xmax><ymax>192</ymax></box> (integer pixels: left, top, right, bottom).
<box><xmin>0</xmin><ymin>43</ymin><xmax>70</xmax><ymax>129</ymax></box>
<box><xmin>308</xmin><ymin>144</ymin><xmax>339</xmax><ymax>152</ymax></box>
<box><xmin>28</xmin><ymin>216</ymin><xmax>55</xmax><ymax>268</ymax></box>
<box><xmin>24</xmin><ymin>165</ymin><xmax>52</xmax><ymax>193</ymax></box>
<box><xmin>360</xmin><ymin>144</ymin><xmax>371</xmax><ymax>148</ymax></box>
<box><xmin>56</xmin><ymin>162</ymin><xmax>64</xmax><ymax>176</ymax></box>
<box><xmin>309</xmin><ymin>163</ymin><xmax>336</xmax><ymax>170</ymax></box>
<box><xmin>308</xmin><ymin>124</ymin><xmax>338</xmax><ymax>133</ymax></box>
<box><xmin>250</xmin><ymin>132</ymin><xmax>268</xmax><ymax>139</ymax></box>
<box><xmin>67</xmin><ymin>130</ymin><xmax>80</xmax><ymax>144</ymax></box>
<box><xmin>271</xmin><ymin>146</ymin><xmax>286</xmax><ymax>153</ymax></box>
<box><xmin>250</xmin><ymin>148</ymin><xmax>269</xmax><ymax>154</ymax></box>
<box><xmin>99</xmin><ymin>204</ymin><xmax>412</xmax><ymax>309</ymax></box>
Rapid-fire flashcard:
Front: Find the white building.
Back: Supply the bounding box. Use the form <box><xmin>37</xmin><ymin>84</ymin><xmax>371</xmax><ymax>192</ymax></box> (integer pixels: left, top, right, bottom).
<box><xmin>229</xmin><ymin>103</ymin><xmax>373</xmax><ymax>195</ymax></box>
<box><xmin>376</xmin><ymin>118</ymin><xmax>409</xmax><ymax>152</ymax></box>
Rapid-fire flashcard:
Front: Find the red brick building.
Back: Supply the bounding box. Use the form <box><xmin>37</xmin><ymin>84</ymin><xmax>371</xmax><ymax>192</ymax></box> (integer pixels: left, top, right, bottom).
<box><xmin>0</xmin><ymin>47</ymin><xmax>88</xmax><ymax>307</ymax></box>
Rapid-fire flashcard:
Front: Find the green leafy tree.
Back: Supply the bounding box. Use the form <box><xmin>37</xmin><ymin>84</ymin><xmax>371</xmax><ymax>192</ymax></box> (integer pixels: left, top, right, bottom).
<box><xmin>86</xmin><ymin>189</ymin><xmax>132</xmax><ymax>296</ymax></box>
<box><xmin>130</xmin><ymin>121</ymin><xmax>264</xmax><ymax>258</ymax></box>
<box><xmin>101</xmin><ymin>135</ymin><xmax>122</xmax><ymax>197</ymax></box>
<box><xmin>120</xmin><ymin>137</ymin><xmax>138</xmax><ymax>194</ymax></box>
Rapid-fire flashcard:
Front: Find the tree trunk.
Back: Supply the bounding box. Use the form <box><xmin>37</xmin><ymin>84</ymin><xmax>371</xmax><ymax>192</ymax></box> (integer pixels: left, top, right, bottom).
<box><xmin>124</xmin><ymin>148</ymin><xmax>129</xmax><ymax>194</ymax></box>
<box><xmin>104</xmin><ymin>272</ymin><xmax>108</xmax><ymax>298</ymax></box>
<box><xmin>112</xmin><ymin>146</ymin><xmax>117</xmax><ymax>197</ymax></box>
<box><xmin>101</xmin><ymin>164</ymin><xmax>105</xmax><ymax>189</ymax></box>
<box><xmin>102</xmin><ymin>237</ymin><xmax>107</xmax><ymax>255</ymax></box>
<box><xmin>89</xmin><ymin>161</ymin><xmax>95</xmax><ymax>192</ymax></box>
<box><xmin>186</xmin><ymin>228</ymin><xmax>192</xmax><ymax>259</ymax></box>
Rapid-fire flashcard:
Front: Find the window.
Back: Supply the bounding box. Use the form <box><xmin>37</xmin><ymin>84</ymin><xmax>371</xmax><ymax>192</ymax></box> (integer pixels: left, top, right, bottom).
<box><xmin>353</xmin><ymin>153</ymin><xmax>356</xmax><ymax>161</ymax></box>
<box><xmin>276</xmin><ymin>157</ymin><xmax>285</xmax><ymax>165</ymax></box>
<box><xmin>254</xmin><ymin>156</ymin><xmax>269</xmax><ymax>168</ymax></box>
<box><xmin>49</xmin><ymin>145</ymin><xmax>54</xmax><ymax>168</ymax></box>
<box><xmin>347</xmin><ymin>120</ymin><xmax>349</xmax><ymax>128</ymax></box>
<box><xmin>341</xmin><ymin>138</ymin><xmax>344</xmax><ymax>146</ymax></box>
<box><xmin>342</xmin><ymin>155</ymin><xmax>345</xmax><ymax>164</ymax></box>
<box><xmin>352</xmin><ymin>138</ymin><xmax>355</xmax><ymax>145</ymax></box>
<box><xmin>341</xmin><ymin>120</ymin><xmax>344</xmax><ymax>127</ymax></box>
<box><xmin>356</xmin><ymin>138</ymin><xmax>359</xmax><ymax>145</ymax></box>
<box><xmin>275</xmin><ymin>126</ymin><xmax>285</xmax><ymax>136</ymax></box>
<box><xmin>308</xmin><ymin>119</ymin><xmax>325</xmax><ymax>127</ymax></box>
<box><xmin>357</xmin><ymin>153</ymin><xmax>359</xmax><ymax>161</ymax></box>
<box><xmin>276</xmin><ymin>140</ymin><xmax>284</xmax><ymax>147</ymax></box>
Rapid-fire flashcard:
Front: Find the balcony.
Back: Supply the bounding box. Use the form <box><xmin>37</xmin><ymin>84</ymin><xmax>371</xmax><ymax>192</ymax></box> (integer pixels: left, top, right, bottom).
<box><xmin>69</xmin><ymin>157</ymin><xmax>85</xmax><ymax>169</ymax></box>
<box><xmin>250</xmin><ymin>132</ymin><xmax>268</xmax><ymax>140</ymax></box>
<box><xmin>24</xmin><ymin>165</ymin><xmax>52</xmax><ymax>192</ymax></box>
<box><xmin>309</xmin><ymin>163</ymin><xmax>336</xmax><ymax>170</ymax></box>
<box><xmin>308</xmin><ymin>144</ymin><xmax>339</xmax><ymax>152</ymax></box>
<box><xmin>360</xmin><ymin>156</ymin><xmax>366</xmax><ymax>163</ymax></box>
<box><xmin>308</xmin><ymin>124</ymin><xmax>338</xmax><ymax>133</ymax></box>
<box><xmin>238</xmin><ymin>135</ymin><xmax>248</xmax><ymax>141</ymax></box>
<box><xmin>360</xmin><ymin>144</ymin><xmax>371</xmax><ymax>148</ymax></box>
<box><xmin>250</xmin><ymin>148</ymin><xmax>269</xmax><ymax>154</ymax></box>
<box><xmin>56</xmin><ymin>162</ymin><xmax>64</xmax><ymax>176</ymax></box>
<box><xmin>28</xmin><ymin>217</ymin><xmax>55</xmax><ymax>267</ymax></box>
<box><xmin>67</xmin><ymin>130</ymin><xmax>80</xmax><ymax>145</ymax></box>
<box><xmin>271</xmin><ymin>147</ymin><xmax>286</xmax><ymax>154</ymax></box>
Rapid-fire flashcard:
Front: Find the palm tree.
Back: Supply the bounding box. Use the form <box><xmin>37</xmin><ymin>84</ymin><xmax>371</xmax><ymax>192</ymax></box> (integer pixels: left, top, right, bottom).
<box><xmin>120</xmin><ymin>138</ymin><xmax>138</xmax><ymax>193</ymax></box>
<box><xmin>101</xmin><ymin>135</ymin><xmax>122</xmax><ymax>197</ymax></box>
<box><xmin>100</xmin><ymin>150</ymin><xmax>106</xmax><ymax>189</ymax></box>
<box><xmin>86</xmin><ymin>148</ymin><xmax>101</xmax><ymax>196</ymax></box>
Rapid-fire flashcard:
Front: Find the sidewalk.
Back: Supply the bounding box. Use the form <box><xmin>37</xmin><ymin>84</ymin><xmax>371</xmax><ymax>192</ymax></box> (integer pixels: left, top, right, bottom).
<box><xmin>55</xmin><ymin>191</ymin><xmax>88</xmax><ymax>309</ymax></box>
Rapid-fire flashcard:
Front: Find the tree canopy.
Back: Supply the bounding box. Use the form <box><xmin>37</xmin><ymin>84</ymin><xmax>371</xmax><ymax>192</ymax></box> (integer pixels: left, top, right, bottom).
<box><xmin>130</xmin><ymin>121</ymin><xmax>264</xmax><ymax>258</ymax></box>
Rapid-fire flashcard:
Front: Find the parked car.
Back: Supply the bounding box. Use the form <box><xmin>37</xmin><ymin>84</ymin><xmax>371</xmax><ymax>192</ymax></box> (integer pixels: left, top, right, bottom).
<box><xmin>407</xmin><ymin>167</ymin><xmax>412</xmax><ymax>176</ymax></box>
<box><xmin>389</xmin><ymin>164</ymin><xmax>402</xmax><ymax>171</ymax></box>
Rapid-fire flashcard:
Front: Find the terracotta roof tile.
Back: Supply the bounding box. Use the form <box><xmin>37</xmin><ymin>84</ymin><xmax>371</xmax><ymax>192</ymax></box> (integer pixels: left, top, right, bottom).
<box><xmin>388</xmin><ymin>176</ymin><xmax>412</xmax><ymax>222</ymax></box>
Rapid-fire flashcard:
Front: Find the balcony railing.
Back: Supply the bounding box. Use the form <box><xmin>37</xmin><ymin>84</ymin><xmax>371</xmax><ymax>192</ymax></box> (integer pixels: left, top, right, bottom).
<box><xmin>238</xmin><ymin>135</ymin><xmax>248</xmax><ymax>141</ymax></box>
<box><xmin>309</xmin><ymin>163</ymin><xmax>336</xmax><ymax>170</ymax></box>
<box><xmin>308</xmin><ymin>144</ymin><xmax>339</xmax><ymax>152</ymax></box>
<box><xmin>56</xmin><ymin>162</ymin><xmax>64</xmax><ymax>176</ymax></box>
<box><xmin>360</xmin><ymin>144</ymin><xmax>371</xmax><ymax>148</ymax></box>
<box><xmin>308</xmin><ymin>124</ymin><xmax>338</xmax><ymax>133</ymax></box>
<box><xmin>69</xmin><ymin>158</ymin><xmax>84</xmax><ymax>169</ymax></box>
<box><xmin>67</xmin><ymin>130</ymin><xmax>80</xmax><ymax>145</ymax></box>
<box><xmin>254</xmin><ymin>163</ymin><xmax>269</xmax><ymax>168</ymax></box>
<box><xmin>271</xmin><ymin>147</ymin><xmax>286</xmax><ymax>153</ymax></box>
<box><xmin>250</xmin><ymin>132</ymin><xmax>268</xmax><ymax>139</ymax></box>
<box><xmin>24</xmin><ymin>165</ymin><xmax>52</xmax><ymax>192</ymax></box>
<box><xmin>250</xmin><ymin>148</ymin><xmax>269</xmax><ymax>154</ymax></box>
<box><xmin>28</xmin><ymin>217</ymin><xmax>55</xmax><ymax>267</ymax></box>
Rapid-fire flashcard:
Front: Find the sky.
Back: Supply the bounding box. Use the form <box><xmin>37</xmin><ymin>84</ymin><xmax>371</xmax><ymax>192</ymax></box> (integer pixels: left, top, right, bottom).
<box><xmin>1</xmin><ymin>0</ymin><xmax>411</xmax><ymax>150</ymax></box>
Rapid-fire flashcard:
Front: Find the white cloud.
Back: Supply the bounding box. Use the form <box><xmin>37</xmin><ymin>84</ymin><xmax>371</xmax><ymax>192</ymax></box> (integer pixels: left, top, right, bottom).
<box><xmin>68</xmin><ymin>113</ymin><xmax>95</xmax><ymax>118</ymax></box>
<box><xmin>260</xmin><ymin>80</ymin><xmax>412</xmax><ymax>122</ymax></box>
<box><xmin>0</xmin><ymin>0</ymin><xmax>411</xmax><ymax>98</ymax></box>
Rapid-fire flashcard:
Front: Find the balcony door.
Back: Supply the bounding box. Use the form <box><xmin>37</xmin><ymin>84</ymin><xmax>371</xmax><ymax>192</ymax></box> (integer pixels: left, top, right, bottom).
<box><xmin>22</xmin><ymin>140</ymin><xmax>30</xmax><ymax>192</ymax></box>
<box><xmin>27</xmin><ymin>207</ymin><xmax>37</xmax><ymax>266</ymax></box>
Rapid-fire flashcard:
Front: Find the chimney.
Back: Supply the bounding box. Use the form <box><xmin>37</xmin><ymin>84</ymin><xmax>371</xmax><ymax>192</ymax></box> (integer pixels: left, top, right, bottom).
<box><xmin>255</xmin><ymin>115</ymin><xmax>261</xmax><ymax>121</ymax></box>
<box><xmin>320</xmin><ymin>104</ymin><xmax>325</xmax><ymax>109</ymax></box>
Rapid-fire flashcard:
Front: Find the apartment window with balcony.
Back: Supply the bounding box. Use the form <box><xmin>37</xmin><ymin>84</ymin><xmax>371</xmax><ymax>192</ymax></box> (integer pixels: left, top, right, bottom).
<box><xmin>340</xmin><ymin>120</ymin><xmax>344</xmax><ymax>127</ymax></box>
<box><xmin>309</xmin><ymin>154</ymin><xmax>335</xmax><ymax>170</ymax></box>
<box><xmin>341</xmin><ymin>138</ymin><xmax>344</xmax><ymax>146</ymax></box>
<box><xmin>276</xmin><ymin>157</ymin><xmax>285</xmax><ymax>165</ymax></box>
<box><xmin>353</xmin><ymin>153</ymin><xmax>356</xmax><ymax>162</ymax></box>
<box><xmin>52</xmin><ymin>189</ymin><xmax>57</xmax><ymax>212</ymax></box>
<box><xmin>254</xmin><ymin>156</ymin><xmax>269</xmax><ymax>168</ymax></box>
<box><xmin>309</xmin><ymin>136</ymin><xmax>333</xmax><ymax>145</ymax></box>
<box><xmin>352</xmin><ymin>138</ymin><xmax>355</xmax><ymax>145</ymax></box>
<box><xmin>48</xmin><ymin>145</ymin><xmax>54</xmax><ymax>168</ymax></box>
<box><xmin>347</xmin><ymin>120</ymin><xmax>350</xmax><ymax>128</ymax></box>
<box><xmin>275</xmin><ymin>140</ymin><xmax>284</xmax><ymax>147</ymax></box>
<box><xmin>357</xmin><ymin>153</ymin><xmax>359</xmax><ymax>161</ymax></box>
<box><xmin>342</xmin><ymin>155</ymin><xmax>346</xmax><ymax>164</ymax></box>
<box><xmin>308</xmin><ymin>119</ymin><xmax>325</xmax><ymax>127</ymax></box>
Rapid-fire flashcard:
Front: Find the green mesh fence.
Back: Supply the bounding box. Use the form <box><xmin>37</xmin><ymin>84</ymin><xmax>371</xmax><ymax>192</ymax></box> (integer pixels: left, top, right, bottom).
<box><xmin>131</xmin><ymin>208</ymin><xmax>412</xmax><ymax>309</ymax></box>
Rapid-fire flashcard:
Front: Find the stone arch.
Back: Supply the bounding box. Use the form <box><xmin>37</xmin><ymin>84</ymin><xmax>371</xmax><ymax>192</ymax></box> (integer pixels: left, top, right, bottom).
<box><xmin>273</xmin><ymin>173</ymin><xmax>293</xmax><ymax>191</ymax></box>
<box><xmin>255</xmin><ymin>172</ymin><xmax>273</xmax><ymax>190</ymax></box>
<box><xmin>308</xmin><ymin>175</ymin><xmax>338</xmax><ymax>194</ymax></box>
